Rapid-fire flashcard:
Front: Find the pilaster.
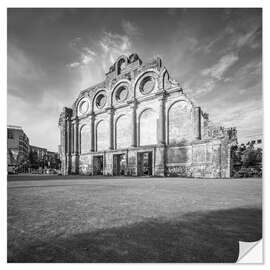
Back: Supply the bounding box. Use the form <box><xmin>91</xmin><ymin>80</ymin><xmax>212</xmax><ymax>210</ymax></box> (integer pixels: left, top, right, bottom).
<box><xmin>89</xmin><ymin>113</ymin><xmax>95</xmax><ymax>152</ymax></box>
<box><xmin>158</xmin><ymin>95</ymin><xmax>166</xmax><ymax>145</ymax></box>
<box><xmin>106</xmin><ymin>108</ymin><xmax>114</xmax><ymax>150</ymax></box>
<box><xmin>194</xmin><ymin>106</ymin><xmax>201</xmax><ymax>140</ymax></box>
<box><xmin>129</xmin><ymin>100</ymin><xmax>137</xmax><ymax>147</ymax></box>
<box><xmin>74</xmin><ymin>117</ymin><xmax>79</xmax><ymax>154</ymax></box>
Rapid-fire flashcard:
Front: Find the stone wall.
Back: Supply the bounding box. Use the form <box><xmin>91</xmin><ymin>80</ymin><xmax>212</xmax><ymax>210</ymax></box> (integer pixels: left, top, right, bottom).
<box><xmin>72</xmin><ymin>140</ymin><xmax>231</xmax><ymax>178</ymax></box>
<box><xmin>79</xmin><ymin>154</ymin><xmax>92</xmax><ymax>175</ymax></box>
<box><xmin>59</xmin><ymin>54</ymin><xmax>237</xmax><ymax>178</ymax></box>
<box><xmin>165</xmin><ymin>140</ymin><xmax>228</xmax><ymax>178</ymax></box>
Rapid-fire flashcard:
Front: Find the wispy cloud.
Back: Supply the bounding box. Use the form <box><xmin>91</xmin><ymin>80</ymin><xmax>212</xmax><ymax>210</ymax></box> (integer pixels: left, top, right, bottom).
<box><xmin>195</xmin><ymin>19</ymin><xmax>261</xmax><ymax>57</ymax></box>
<box><xmin>99</xmin><ymin>31</ymin><xmax>133</xmax><ymax>71</ymax></box>
<box><xmin>8</xmin><ymin>44</ymin><xmax>45</xmax><ymax>81</ymax></box>
<box><xmin>201</xmin><ymin>53</ymin><xmax>239</xmax><ymax>80</ymax></box>
<box><xmin>66</xmin><ymin>30</ymin><xmax>135</xmax><ymax>91</ymax></box>
<box><xmin>190</xmin><ymin>53</ymin><xmax>239</xmax><ymax>97</ymax></box>
<box><xmin>232</xmin><ymin>26</ymin><xmax>262</xmax><ymax>49</ymax></box>
<box><xmin>234</xmin><ymin>60</ymin><xmax>261</xmax><ymax>79</ymax></box>
<box><xmin>220</xmin><ymin>59</ymin><xmax>262</xmax><ymax>88</ymax></box>
<box><xmin>68</xmin><ymin>27</ymin><xmax>135</xmax><ymax>72</ymax></box>
<box><xmin>122</xmin><ymin>20</ymin><xmax>142</xmax><ymax>37</ymax></box>
<box><xmin>192</xmin><ymin>80</ymin><xmax>216</xmax><ymax>97</ymax></box>
<box><xmin>68</xmin><ymin>37</ymin><xmax>96</xmax><ymax>68</ymax></box>
<box><xmin>8</xmin><ymin>44</ymin><xmax>46</xmax><ymax>101</ymax></box>
<box><xmin>236</xmin><ymin>30</ymin><xmax>256</xmax><ymax>48</ymax></box>
<box><xmin>68</xmin><ymin>62</ymin><xmax>80</xmax><ymax>68</ymax></box>
<box><xmin>200</xmin><ymin>35</ymin><xmax>223</xmax><ymax>54</ymax></box>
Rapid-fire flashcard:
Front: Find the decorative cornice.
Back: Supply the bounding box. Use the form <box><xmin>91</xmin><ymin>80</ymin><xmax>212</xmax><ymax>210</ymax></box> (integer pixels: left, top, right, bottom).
<box><xmin>127</xmin><ymin>98</ymin><xmax>137</xmax><ymax>105</ymax></box>
<box><xmin>105</xmin><ymin>106</ymin><xmax>114</xmax><ymax>112</ymax></box>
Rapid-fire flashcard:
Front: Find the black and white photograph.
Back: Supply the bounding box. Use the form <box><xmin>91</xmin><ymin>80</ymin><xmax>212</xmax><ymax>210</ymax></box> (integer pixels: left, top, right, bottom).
<box><xmin>4</xmin><ymin>3</ymin><xmax>265</xmax><ymax>264</ymax></box>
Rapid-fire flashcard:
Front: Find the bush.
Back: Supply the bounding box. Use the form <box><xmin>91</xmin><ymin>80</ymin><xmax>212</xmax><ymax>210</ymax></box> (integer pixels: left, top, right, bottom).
<box><xmin>233</xmin><ymin>166</ymin><xmax>262</xmax><ymax>178</ymax></box>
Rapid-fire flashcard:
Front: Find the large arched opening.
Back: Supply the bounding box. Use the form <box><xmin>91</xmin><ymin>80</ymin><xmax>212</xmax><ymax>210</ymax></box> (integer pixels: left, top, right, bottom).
<box><xmin>115</xmin><ymin>115</ymin><xmax>131</xmax><ymax>149</ymax></box>
<box><xmin>139</xmin><ymin>109</ymin><xmax>157</xmax><ymax>146</ymax></box>
<box><xmin>168</xmin><ymin>101</ymin><xmax>193</xmax><ymax>144</ymax></box>
<box><xmin>80</xmin><ymin>125</ymin><xmax>90</xmax><ymax>153</ymax></box>
<box><xmin>96</xmin><ymin>120</ymin><xmax>109</xmax><ymax>151</ymax></box>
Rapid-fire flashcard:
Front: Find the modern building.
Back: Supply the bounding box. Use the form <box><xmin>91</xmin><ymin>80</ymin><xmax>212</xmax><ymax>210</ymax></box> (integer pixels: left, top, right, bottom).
<box><xmin>7</xmin><ymin>125</ymin><xmax>30</xmax><ymax>172</ymax></box>
<box><xmin>29</xmin><ymin>146</ymin><xmax>61</xmax><ymax>170</ymax></box>
<box><xmin>58</xmin><ymin>54</ymin><xmax>237</xmax><ymax>178</ymax></box>
<box><xmin>30</xmin><ymin>145</ymin><xmax>47</xmax><ymax>160</ymax></box>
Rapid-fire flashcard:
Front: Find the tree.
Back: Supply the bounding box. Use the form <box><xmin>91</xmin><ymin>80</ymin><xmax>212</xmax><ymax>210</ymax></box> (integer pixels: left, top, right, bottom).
<box><xmin>241</xmin><ymin>148</ymin><xmax>260</xmax><ymax>167</ymax></box>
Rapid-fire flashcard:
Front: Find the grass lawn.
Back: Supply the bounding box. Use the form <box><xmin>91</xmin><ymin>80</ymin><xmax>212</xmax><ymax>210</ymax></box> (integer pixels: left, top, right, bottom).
<box><xmin>7</xmin><ymin>176</ymin><xmax>262</xmax><ymax>263</ymax></box>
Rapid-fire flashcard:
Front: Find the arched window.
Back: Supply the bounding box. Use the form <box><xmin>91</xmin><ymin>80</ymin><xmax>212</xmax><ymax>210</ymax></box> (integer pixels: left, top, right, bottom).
<box><xmin>115</xmin><ymin>115</ymin><xmax>131</xmax><ymax>149</ymax></box>
<box><xmin>80</xmin><ymin>125</ymin><xmax>90</xmax><ymax>153</ymax></box>
<box><xmin>117</xmin><ymin>58</ymin><xmax>126</xmax><ymax>75</ymax></box>
<box><xmin>115</xmin><ymin>86</ymin><xmax>128</xmax><ymax>102</ymax></box>
<box><xmin>96</xmin><ymin>120</ymin><xmax>109</xmax><ymax>151</ymax></box>
<box><xmin>139</xmin><ymin>109</ymin><xmax>157</xmax><ymax>146</ymax></box>
<box><xmin>168</xmin><ymin>101</ymin><xmax>192</xmax><ymax>144</ymax></box>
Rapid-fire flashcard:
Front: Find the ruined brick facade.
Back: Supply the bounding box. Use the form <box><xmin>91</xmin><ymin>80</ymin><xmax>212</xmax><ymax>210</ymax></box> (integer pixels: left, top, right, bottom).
<box><xmin>58</xmin><ymin>54</ymin><xmax>237</xmax><ymax>178</ymax></box>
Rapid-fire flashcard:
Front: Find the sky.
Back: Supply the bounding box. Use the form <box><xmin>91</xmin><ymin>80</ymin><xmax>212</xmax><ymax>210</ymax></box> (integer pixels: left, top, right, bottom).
<box><xmin>7</xmin><ymin>8</ymin><xmax>262</xmax><ymax>152</ymax></box>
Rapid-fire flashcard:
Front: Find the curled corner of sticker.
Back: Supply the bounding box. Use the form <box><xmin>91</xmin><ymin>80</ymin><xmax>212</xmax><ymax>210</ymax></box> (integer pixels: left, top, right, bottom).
<box><xmin>237</xmin><ymin>239</ymin><xmax>263</xmax><ymax>263</ymax></box>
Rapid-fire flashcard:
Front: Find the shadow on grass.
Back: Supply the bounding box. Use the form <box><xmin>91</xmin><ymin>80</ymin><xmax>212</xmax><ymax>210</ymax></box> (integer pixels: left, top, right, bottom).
<box><xmin>8</xmin><ymin>207</ymin><xmax>262</xmax><ymax>263</ymax></box>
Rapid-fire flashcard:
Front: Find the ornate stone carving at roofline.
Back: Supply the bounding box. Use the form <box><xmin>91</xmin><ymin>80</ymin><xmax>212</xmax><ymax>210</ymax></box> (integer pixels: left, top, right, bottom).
<box><xmin>105</xmin><ymin>53</ymin><xmax>143</xmax><ymax>77</ymax></box>
<box><xmin>129</xmin><ymin>53</ymin><xmax>141</xmax><ymax>63</ymax></box>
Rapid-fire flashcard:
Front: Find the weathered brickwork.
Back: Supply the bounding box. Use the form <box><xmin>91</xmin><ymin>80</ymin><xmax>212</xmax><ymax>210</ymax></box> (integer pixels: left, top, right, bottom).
<box><xmin>58</xmin><ymin>54</ymin><xmax>237</xmax><ymax>178</ymax></box>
